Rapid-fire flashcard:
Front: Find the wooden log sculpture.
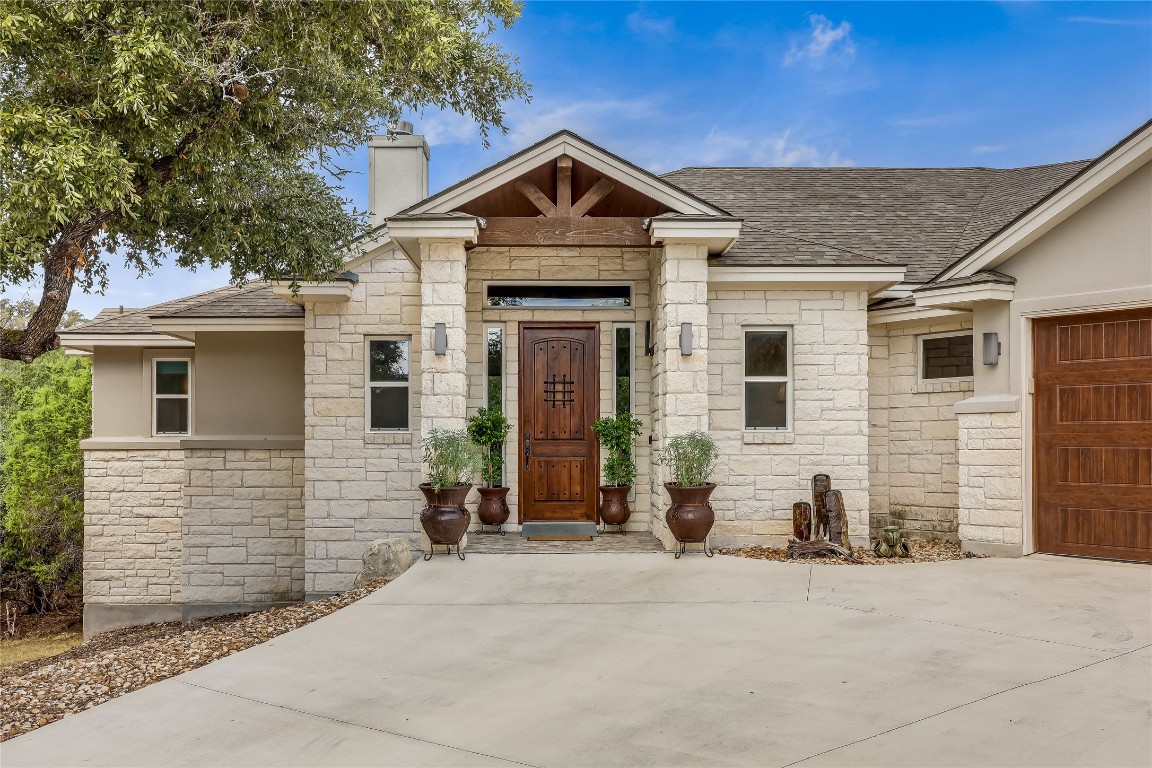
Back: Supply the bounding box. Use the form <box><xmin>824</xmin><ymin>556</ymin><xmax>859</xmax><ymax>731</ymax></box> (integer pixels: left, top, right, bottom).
<box><xmin>811</xmin><ymin>474</ymin><xmax>832</xmax><ymax>540</ymax></box>
<box><xmin>787</xmin><ymin>538</ymin><xmax>855</xmax><ymax>561</ymax></box>
<box><xmin>824</xmin><ymin>490</ymin><xmax>851</xmax><ymax>549</ymax></box>
<box><xmin>792</xmin><ymin>502</ymin><xmax>812</xmax><ymax>541</ymax></box>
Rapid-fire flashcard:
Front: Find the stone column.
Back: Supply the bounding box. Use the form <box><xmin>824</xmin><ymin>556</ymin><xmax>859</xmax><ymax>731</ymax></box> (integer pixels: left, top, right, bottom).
<box><xmin>957</xmin><ymin>409</ymin><xmax>1024</xmax><ymax>557</ymax></box>
<box><xmin>419</xmin><ymin>239</ymin><xmax>469</xmax><ymax>435</ymax></box>
<box><xmin>649</xmin><ymin>241</ymin><xmax>710</xmax><ymax>549</ymax></box>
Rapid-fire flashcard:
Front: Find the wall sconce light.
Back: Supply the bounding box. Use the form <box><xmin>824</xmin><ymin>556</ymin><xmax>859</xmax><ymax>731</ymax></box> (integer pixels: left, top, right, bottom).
<box><xmin>680</xmin><ymin>322</ymin><xmax>693</xmax><ymax>356</ymax></box>
<box><xmin>434</xmin><ymin>323</ymin><xmax>447</xmax><ymax>356</ymax></box>
<box><xmin>982</xmin><ymin>332</ymin><xmax>1001</xmax><ymax>365</ymax></box>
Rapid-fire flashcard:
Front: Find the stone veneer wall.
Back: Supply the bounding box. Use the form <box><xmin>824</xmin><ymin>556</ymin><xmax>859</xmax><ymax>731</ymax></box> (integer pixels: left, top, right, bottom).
<box><xmin>868</xmin><ymin>321</ymin><xmax>972</xmax><ymax>542</ymax></box>
<box><xmin>83</xmin><ymin>449</ymin><xmax>185</xmax><ymax>606</ymax></box>
<box><xmin>706</xmin><ymin>289</ymin><xmax>871</xmax><ymax>546</ymax></box>
<box><xmin>181</xmin><ymin>449</ymin><xmax>305</xmax><ymax>612</ymax></box>
<box><xmin>957</xmin><ymin>411</ymin><xmax>1024</xmax><ymax>555</ymax></box>
<box><xmin>465</xmin><ymin>247</ymin><xmax>653</xmax><ymax>531</ymax></box>
<box><xmin>304</xmin><ymin>246</ymin><xmax>424</xmax><ymax>595</ymax></box>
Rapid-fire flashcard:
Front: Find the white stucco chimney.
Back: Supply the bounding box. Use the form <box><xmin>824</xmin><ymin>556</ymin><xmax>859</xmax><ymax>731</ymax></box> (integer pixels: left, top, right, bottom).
<box><xmin>368</xmin><ymin>122</ymin><xmax>430</xmax><ymax>225</ymax></box>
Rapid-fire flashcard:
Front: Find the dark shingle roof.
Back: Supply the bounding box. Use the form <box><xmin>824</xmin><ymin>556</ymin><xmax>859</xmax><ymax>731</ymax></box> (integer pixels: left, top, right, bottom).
<box><xmin>914</xmin><ymin>270</ymin><xmax>1017</xmax><ymax>292</ymax></box>
<box><xmin>62</xmin><ymin>283</ymin><xmax>301</xmax><ymax>335</ymax></box>
<box><xmin>663</xmin><ymin>162</ymin><xmax>1089</xmax><ymax>282</ymax></box>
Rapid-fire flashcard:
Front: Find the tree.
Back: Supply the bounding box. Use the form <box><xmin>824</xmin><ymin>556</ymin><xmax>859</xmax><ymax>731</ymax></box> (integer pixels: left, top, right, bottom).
<box><xmin>1</xmin><ymin>297</ymin><xmax>86</xmax><ymax>331</ymax></box>
<box><xmin>0</xmin><ymin>349</ymin><xmax>91</xmax><ymax>610</ymax></box>
<box><xmin>0</xmin><ymin>0</ymin><xmax>529</xmax><ymax>362</ymax></box>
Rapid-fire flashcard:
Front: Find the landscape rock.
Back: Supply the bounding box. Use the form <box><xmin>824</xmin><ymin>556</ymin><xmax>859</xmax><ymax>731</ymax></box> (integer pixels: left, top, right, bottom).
<box><xmin>353</xmin><ymin>538</ymin><xmax>413</xmax><ymax>588</ymax></box>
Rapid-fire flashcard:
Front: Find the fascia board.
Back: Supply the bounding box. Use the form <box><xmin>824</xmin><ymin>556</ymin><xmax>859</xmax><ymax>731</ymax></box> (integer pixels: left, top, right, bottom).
<box><xmin>148</xmin><ymin>317</ymin><xmax>304</xmax><ymax>332</ymax></box>
<box><xmin>58</xmin><ymin>333</ymin><xmax>197</xmax><ymax>351</ymax></box>
<box><xmin>914</xmin><ymin>283</ymin><xmax>1016</xmax><ymax>309</ymax></box>
<box><xmin>867</xmin><ymin>305</ymin><xmax>970</xmax><ymax>326</ymax></box>
<box><xmin>939</xmin><ymin>126</ymin><xmax>1152</xmax><ymax>281</ymax></box>
<box><xmin>709</xmin><ymin>265</ymin><xmax>906</xmax><ymax>295</ymax></box>
<box><xmin>271</xmin><ymin>282</ymin><xmax>354</xmax><ymax>305</ymax></box>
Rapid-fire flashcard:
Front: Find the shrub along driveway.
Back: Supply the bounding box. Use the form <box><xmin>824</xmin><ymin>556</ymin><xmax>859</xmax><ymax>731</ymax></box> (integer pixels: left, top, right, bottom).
<box><xmin>4</xmin><ymin>552</ymin><xmax>1150</xmax><ymax>767</ymax></box>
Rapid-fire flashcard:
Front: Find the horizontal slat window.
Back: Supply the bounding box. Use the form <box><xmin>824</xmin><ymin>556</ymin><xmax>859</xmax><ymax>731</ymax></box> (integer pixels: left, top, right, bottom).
<box><xmin>920</xmin><ymin>333</ymin><xmax>974</xmax><ymax>381</ymax></box>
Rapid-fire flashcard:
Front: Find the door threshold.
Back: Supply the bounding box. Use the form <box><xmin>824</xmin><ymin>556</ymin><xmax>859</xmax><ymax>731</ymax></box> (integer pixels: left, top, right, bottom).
<box><xmin>521</xmin><ymin>521</ymin><xmax>599</xmax><ymax>539</ymax></box>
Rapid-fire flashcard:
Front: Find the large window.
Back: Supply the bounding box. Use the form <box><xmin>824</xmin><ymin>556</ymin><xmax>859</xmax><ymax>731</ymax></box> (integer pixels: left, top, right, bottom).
<box><xmin>485</xmin><ymin>283</ymin><xmax>631</xmax><ymax>308</ymax></box>
<box><xmin>153</xmin><ymin>359</ymin><xmax>190</xmax><ymax>435</ymax></box>
<box><xmin>744</xmin><ymin>328</ymin><xmax>792</xmax><ymax>430</ymax></box>
<box><xmin>486</xmin><ymin>324</ymin><xmax>504</xmax><ymax>412</ymax></box>
<box><xmin>919</xmin><ymin>332</ymin><xmax>974</xmax><ymax>381</ymax></box>
<box><xmin>614</xmin><ymin>324</ymin><xmax>634</xmax><ymax>414</ymax></box>
<box><xmin>367</xmin><ymin>338</ymin><xmax>410</xmax><ymax>430</ymax></box>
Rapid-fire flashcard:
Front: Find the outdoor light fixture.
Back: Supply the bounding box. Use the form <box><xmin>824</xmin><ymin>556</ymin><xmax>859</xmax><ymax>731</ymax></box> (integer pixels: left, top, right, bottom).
<box><xmin>680</xmin><ymin>322</ymin><xmax>693</xmax><ymax>356</ymax></box>
<box><xmin>434</xmin><ymin>323</ymin><xmax>447</xmax><ymax>356</ymax></box>
<box><xmin>983</xmin><ymin>332</ymin><xmax>1001</xmax><ymax>366</ymax></box>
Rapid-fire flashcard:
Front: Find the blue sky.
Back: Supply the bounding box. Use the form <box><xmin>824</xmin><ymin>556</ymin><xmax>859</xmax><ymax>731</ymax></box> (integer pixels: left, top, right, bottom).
<box><xmin>5</xmin><ymin>1</ymin><xmax>1150</xmax><ymax>318</ymax></box>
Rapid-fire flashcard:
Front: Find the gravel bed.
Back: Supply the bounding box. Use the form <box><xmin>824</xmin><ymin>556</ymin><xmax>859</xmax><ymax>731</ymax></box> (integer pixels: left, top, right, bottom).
<box><xmin>0</xmin><ymin>580</ymin><xmax>387</xmax><ymax>742</ymax></box>
<box><xmin>717</xmin><ymin>539</ymin><xmax>978</xmax><ymax>565</ymax></box>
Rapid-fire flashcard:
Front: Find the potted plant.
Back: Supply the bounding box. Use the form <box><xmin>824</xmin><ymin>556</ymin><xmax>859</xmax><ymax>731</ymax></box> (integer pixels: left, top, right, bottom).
<box><xmin>655</xmin><ymin>431</ymin><xmax>719</xmax><ymax>558</ymax></box>
<box><xmin>591</xmin><ymin>412</ymin><xmax>643</xmax><ymax>532</ymax></box>
<box><xmin>467</xmin><ymin>407</ymin><xmax>512</xmax><ymax>534</ymax></box>
<box><xmin>419</xmin><ymin>429</ymin><xmax>482</xmax><ymax>559</ymax></box>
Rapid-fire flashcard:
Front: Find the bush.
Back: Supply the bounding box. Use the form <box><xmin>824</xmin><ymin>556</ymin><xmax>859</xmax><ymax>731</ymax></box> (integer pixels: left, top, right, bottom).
<box><xmin>0</xmin><ymin>351</ymin><xmax>91</xmax><ymax>612</ymax></box>
<box><xmin>591</xmin><ymin>412</ymin><xmax>642</xmax><ymax>487</ymax></box>
<box><xmin>655</xmin><ymin>431</ymin><xmax>718</xmax><ymax>488</ymax></box>
<box><xmin>467</xmin><ymin>407</ymin><xmax>510</xmax><ymax>487</ymax></box>
<box><xmin>421</xmin><ymin>429</ymin><xmax>482</xmax><ymax>490</ymax></box>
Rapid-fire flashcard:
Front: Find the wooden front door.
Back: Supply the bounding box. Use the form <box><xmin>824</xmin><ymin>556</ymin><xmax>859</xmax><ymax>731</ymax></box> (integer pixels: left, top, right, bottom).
<box><xmin>519</xmin><ymin>323</ymin><xmax>599</xmax><ymax>523</ymax></box>
<box><xmin>1033</xmin><ymin>307</ymin><xmax>1152</xmax><ymax>562</ymax></box>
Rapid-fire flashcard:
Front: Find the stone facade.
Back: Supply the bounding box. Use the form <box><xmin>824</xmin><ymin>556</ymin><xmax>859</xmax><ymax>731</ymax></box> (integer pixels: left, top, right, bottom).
<box><xmin>957</xmin><ymin>411</ymin><xmax>1024</xmax><ymax>555</ymax></box>
<box><xmin>83</xmin><ymin>449</ymin><xmax>184</xmax><ymax>606</ymax></box>
<box><xmin>181</xmin><ymin>449</ymin><xmax>305</xmax><ymax>612</ymax></box>
<box><xmin>868</xmin><ymin>321</ymin><xmax>972</xmax><ymax>542</ymax></box>
<box><xmin>706</xmin><ymin>289</ymin><xmax>872</xmax><ymax>546</ymax></box>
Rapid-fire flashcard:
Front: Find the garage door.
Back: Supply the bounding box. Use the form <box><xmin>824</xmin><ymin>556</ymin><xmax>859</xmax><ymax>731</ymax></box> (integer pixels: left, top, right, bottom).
<box><xmin>1033</xmin><ymin>307</ymin><xmax>1152</xmax><ymax>562</ymax></box>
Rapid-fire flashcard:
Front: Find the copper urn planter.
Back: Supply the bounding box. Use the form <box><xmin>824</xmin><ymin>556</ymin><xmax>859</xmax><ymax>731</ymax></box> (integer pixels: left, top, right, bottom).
<box><xmin>598</xmin><ymin>485</ymin><xmax>631</xmax><ymax>531</ymax></box>
<box><xmin>664</xmin><ymin>482</ymin><xmax>716</xmax><ymax>558</ymax></box>
<box><xmin>476</xmin><ymin>486</ymin><xmax>511</xmax><ymax>533</ymax></box>
<box><xmin>418</xmin><ymin>483</ymin><xmax>471</xmax><ymax>560</ymax></box>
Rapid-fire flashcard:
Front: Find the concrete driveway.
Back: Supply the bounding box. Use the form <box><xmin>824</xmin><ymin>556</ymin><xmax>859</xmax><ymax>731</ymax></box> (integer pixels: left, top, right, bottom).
<box><xmin>4</xmin><ymin>553</ymin><xmax>1150</xmax><ymax>767</ymax></box>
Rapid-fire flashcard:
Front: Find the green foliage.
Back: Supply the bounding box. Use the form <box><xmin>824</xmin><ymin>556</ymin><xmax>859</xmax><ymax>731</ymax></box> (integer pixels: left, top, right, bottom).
<box><xmin>421</xmin><ymin>428</ymin><xmax>482</xmax><ymax>491</ymax></box>
<box><xmin>467</xmin><ymin>407</ymin><xmax>510</xmax><ymax>487</ymax></box>
<box><xmin>0</xmin><ymin>0</ymin><xmax>529</xmax><ymax>297</ymax></box>
<box><xmin>591</xmin><ymin>412</ymin><xmax>642</xmax><ymax>487</ymax></box>
<box><xmin>655</xmin><ymin>431</ymin><xmax>719</xmax><ymax>488</ymax></box>
<box><xmin>1</xmin><ymin>298</ymin><xmax>85</xmax><ymax>330</ymax></box>
<box><xmin>0</xmin><ymin>350</ymin><xmax>91</xmax><ymax>604</ymax></box>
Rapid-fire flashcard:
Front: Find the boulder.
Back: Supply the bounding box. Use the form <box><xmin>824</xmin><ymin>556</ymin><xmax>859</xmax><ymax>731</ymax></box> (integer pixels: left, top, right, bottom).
<box><xmin>353</xmin><ymin>538</ymin><xmax>413</xmax><ymax>588</ymax></box>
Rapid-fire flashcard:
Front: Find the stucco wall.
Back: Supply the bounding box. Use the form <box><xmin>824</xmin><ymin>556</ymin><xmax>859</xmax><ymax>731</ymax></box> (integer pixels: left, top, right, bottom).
<box><xmin>706</xmin><ymin>288</ymin><xmax>872</xmax><ymax>545</ymax></box>
<box><xmin>868</xmin><ymin>320</ymin><xmax>971</xmax><ymax>541</ymax></box>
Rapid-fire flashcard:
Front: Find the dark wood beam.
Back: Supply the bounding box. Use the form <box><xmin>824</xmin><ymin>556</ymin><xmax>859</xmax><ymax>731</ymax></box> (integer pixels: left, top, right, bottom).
<box><xmin>571</xmin><ymin>178</ymin><xmax>615</xmax><ymax>218</ymax></box>
<box><xmin>513</xmin><ymin>180</ymin><xmax>556</xmax><ymax>217</ymax></box>
<box><xmin>556</xmin><ymin>155</ymin><xmax>573</xmax><ymax>217</ymax></box>
<box><xmin>475</xmin><ymin>217</ymin><xmax>652</xmax><ymax>247</ymax></box>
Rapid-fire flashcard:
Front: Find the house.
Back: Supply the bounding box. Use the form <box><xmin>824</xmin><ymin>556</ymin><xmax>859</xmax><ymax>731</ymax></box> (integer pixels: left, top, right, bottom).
<box><xmin>62</xmin><ymin>121</ymin><xmax>1152</xmax><ymax>636</ymax></box>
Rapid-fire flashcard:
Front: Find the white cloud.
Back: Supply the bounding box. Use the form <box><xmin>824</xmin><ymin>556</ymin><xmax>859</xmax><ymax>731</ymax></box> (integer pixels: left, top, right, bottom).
<box><xmin>417</xmin><ymin>110</ymin><xmax>480</xmax><ymax>146</ymax></box>
<box><xmin>657</xmin><ymin>127</ymin><xmax>853</xmax><ymax>170</ymax></box>
<box><xmin>784</xmin><ymin>15</ymin><xmax>856</xmax><ymax>69</ymax></box>
<box><xmin>627</xmin><ymin>8</ymin><xmax>675</xmax><ymax>37</ymax></box>
<box><xmin>500</xmin><ymin>99</ymin><xmax>659</xmax><ymax>150</ymax></box>
<box><xmin>1066</xmin><ymin>16</ymin><xmax>1151</xmax><ymax>26</ymax></box>
<box><xmin>971</xmin><ymin>144</ymin><xmax>1007</xmax><ymax>155</ymax></box>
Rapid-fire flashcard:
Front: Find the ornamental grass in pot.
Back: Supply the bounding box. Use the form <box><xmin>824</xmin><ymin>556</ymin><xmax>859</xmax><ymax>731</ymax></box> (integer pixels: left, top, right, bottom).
<box><xmin>467</xmin><ymin>407</ymin><xmax>512</xmax><ymax>531</ymax></box>
<box><xmin>591</xmin><ymin>412</ymin><xmax>643</xmax><ymax>530</ymax></box>
<box><xmin>419</xmin><ymin>429</ymin><xmax>482</xmax><ymax>551</ymax></box>
<box><xmin>656</xmin><ymin>431</ymin><xmax>719</xmax><ymax>556</ymax></box>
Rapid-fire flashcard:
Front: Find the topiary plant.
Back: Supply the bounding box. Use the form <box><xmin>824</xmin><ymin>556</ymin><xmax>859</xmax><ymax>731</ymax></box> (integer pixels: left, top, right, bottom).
<box><xmin>467</xmin><ymin>407</ymin><xmax>511</xmax><ymax>488</ymax></box>
<box><xmin>655</xmin><ymin>431</ymin><xmax>719</xmax><ymax>487</ymax></box>
<box><xmin>421</xmin><ymin>429</ymin><xmax>482</xmax><ymax>491</ymax></box>
<box><xmin>591</xmin><ymin>412</ymin><xmax>642</xmax><ymax>487</ymax></box>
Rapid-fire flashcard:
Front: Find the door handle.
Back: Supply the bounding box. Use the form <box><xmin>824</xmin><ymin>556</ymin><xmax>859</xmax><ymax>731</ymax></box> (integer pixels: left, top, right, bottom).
<box><xmin>524</xmin><ymin>433</ymin><xmax>531</xmax><ymax>469</ymax></box>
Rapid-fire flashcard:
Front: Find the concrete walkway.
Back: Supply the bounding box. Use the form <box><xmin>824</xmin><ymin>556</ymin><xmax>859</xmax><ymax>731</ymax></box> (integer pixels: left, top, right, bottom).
<box><xmin>4</xmin><ymin>553</ymin><xmax>1150</xmax><ymax>767</ymax></box>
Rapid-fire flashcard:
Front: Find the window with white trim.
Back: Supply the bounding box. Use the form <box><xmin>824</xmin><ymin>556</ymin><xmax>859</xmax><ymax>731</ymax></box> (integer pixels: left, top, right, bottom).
<box><xmin>919</xmin><ymin>332</ymin><xmax>974</xmax><ymax>381</ymax></box>
<box><xmin>367</xmin><ymin>338</ymin><xmax>410</xmax><ymax>430</ymax></box>
<box><xmin>613</xmin><ymin>323</ymin><xmax>635</xmax><ymax>414</ymax></box>
<box><xmin>153</xmin><ymin>359</ymin><xmax>191</xmax><ymax>435</ymax></box>
<box><xmin>485</xmin><ymin>324</ymin><xmax>504</xmax><ymax>412</ymax></box>
<box><xmin>744</xmin><ymin>328</ymin><xmax>792</xmax><ymax>430</ymax></box>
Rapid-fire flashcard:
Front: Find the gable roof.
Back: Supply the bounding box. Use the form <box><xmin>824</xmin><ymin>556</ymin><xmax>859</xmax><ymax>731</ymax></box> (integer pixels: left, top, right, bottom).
<box><xmin>61</xmin><ymin>283</ymin><xmax>301</xmax><ymax>336</ymax></box>
<box><xmin>663</xmin><ymin>162</ymin><xmax>1089</xmax><ymax>283</ymax></box>
<box><xmin>399</xmin><ymin>130</ymin><xmax>730</xmax><ymax>218</ymax></box>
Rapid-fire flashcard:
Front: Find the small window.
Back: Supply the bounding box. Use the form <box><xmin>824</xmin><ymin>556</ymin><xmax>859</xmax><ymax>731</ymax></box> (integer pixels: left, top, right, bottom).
<box><xmin>486</xmin><ymin>283</ymin><xmax>631</xmax><ymax>308</ymax></box>
<box><xmin>920</xmin><ymin>333</ymin><xmax>974</xmax><ymax>381</ymax></box>
<box><xmin>614</xmin><ymin>324</ymin><xmax>634</xmax><ymax>414</ymax></box>
<box><xmin>744</xmin><ymin>328</ymin><xmax>791</xmax><ymax>430</ymax></box>
<box><xmin>367</xmin><ymin>338</ymin><xmax>410</xmax><ymax>430</ymax></box>
<box><xmin>153</xmin><ymin>359</ymin><xmax>190</xmax><ymax>435</ymax></box>
<box><xmin>486</xmin><ymin>324</ymin><xmax>504</xmax><ymax>412</ymax></box>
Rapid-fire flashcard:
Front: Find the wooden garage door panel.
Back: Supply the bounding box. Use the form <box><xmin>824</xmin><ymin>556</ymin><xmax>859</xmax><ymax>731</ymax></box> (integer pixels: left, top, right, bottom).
<box><xmin>1034</xmin><ymin>307</ymin><xmax>1152</xmax><ymax>563</ymax></box>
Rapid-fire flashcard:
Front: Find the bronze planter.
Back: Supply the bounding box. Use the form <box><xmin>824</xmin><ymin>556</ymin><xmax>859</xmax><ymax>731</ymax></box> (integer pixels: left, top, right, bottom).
<box><xmin>598</xmin><ymin>485</ymin><xmax>631</xmax><ymax>530</ymax></box>
<box><xmin>664</xmin><ymin>482</ymin><xmax>716</xmax><ymax>558</ymax></box>
<box><xmin>476</xmin><ymin>486</ymin><xmax>511</xmax><ymax>532</ymax></box>
<box><xmin>418</xmin><ymin>483</ymin><xmax>471</xmax><ymax>560</ymax></box>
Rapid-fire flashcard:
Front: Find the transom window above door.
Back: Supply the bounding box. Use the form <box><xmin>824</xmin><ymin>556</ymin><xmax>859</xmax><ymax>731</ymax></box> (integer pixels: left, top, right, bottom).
<box><xmin>485</xmin><ymin>283</ymin><xmax>631</xmax><ymax>308</ymax></box>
